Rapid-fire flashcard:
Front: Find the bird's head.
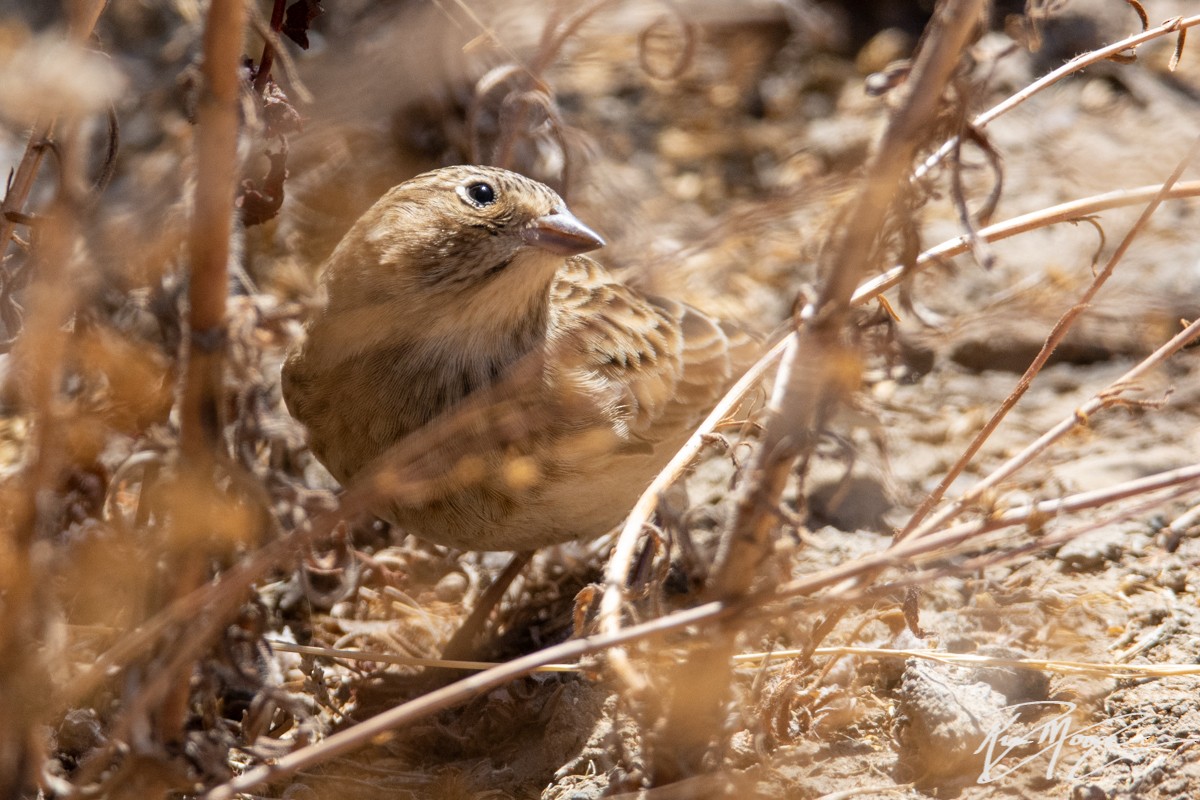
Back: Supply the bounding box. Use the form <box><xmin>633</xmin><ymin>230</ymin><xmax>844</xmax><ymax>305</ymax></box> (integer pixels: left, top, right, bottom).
<box><xmin>321</xmin><ymin>166</ymin><xmax>605</xmax><ymax>324</ymax></box>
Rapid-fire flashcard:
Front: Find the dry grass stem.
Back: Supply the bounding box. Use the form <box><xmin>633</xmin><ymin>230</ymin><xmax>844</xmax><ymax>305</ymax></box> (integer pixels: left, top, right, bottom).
<box><xmin>853</xmin><ymin>180</ymin><xmax>1200</xmax><ymax>303</ymax></box>
<box><xmin>903</xmin><ymin>296</ymin><xmax>1200</xmax><ymax>544</ymax></box>
<box><xmin>764</xmin><ymin>463</ymin><xmax>1200</xmax><ymax>608</ymax></box>
<box><xmin>598</xmin><ymin>332</ymin><xmax>789</xmax><ymax>686</ymax></box>
<box><xmin>269</xmin><ymin>634</ymin><xmax>1200</xmax><ymax>680</ymax></box>
<box><xmin>600</xmin><ymin>179</ymin><xmax>1200</xmax><ymax>639</ymax></box>
<box><xmin>203</xmin><ymin>598</ymin><xmax>735</xmax><ymax>800</ymax></box>
<box><xmin>898</xmin><ymin>135</ymin><xmax>1200</xmax><ymax>539</ymax></box>
<box><xmin>205</xmin><ymin>438</ymin><xmax>1200</xmax><ymax>798</ymax></box>
<box><xmin>915</xmin><ymin>13</ymin><xmax>1200</xmax><ymax>180</ymax></box>
<box><xmin>635</xmin><ymin>0</ymin><xmax>989</xmax><ymax>781</ymax></box>
<box><xmin>0</xmin><ymin>0</ymin><xmax>108</xmax><ymax>298</ymax></box>
<box><xmin>741</xmin><ymin>647</ymin><xmax>1200</xmax><ymax>679</ymax></box>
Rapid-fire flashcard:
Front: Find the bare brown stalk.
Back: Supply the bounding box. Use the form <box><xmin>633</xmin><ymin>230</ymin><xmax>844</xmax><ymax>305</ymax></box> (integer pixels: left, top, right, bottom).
<box><xmin>267</xmin><ymin>641</ymin><xmax>529</xmax><ymax>672</ymax></box>
<box><xmin>635</xmin><ymin>0</ymin><xmax>988</xmax><ymax>783</ymax></box>
<box><xmin>1</xmin><ymin>198</ymin><xmax>80</xmax><ymax>798</ymax></box>
<box><xmin>274</xmin><ymin>609</ymin><xmax>1200</xmax><ymax>678</ymax></box>
<box><xmin>715</xmin><ymin>0</ymin><xmax>986</xmax><ymax>594</ymax></box>
<box><xmin>953</xmin><ymin>483</ymin><xmax>1199</xmax><ymax>577</ymax></box>
<box><xmin>180</xmin><ymin>0</ymin><xmax>247</xmax><ymax>462</ymax></box>
<box><xmin>252</xmin><ymin>0</ymin><xmax>287</xmax><ymax>92</ymax></box>
<box><xmin>741</xmin><ymin>482</ymin><xmax>1194</xmax><ymax>634</ymax></box>
<box><xmin>764</xmin><ymin>463</ymin><xmax>1200</xmax><ymax>608</ymax></box>
<box><xmin>853</xmin><ymin>181</ymin><xmax>1200</xmax><ymax>302</ymax></box>
<box><xmin>592</xmin><ymin>34</ymin><xmax>1200</xmax><ymax>729</ymax></box>
<box><xmin>749</xmin><ymin>646</ymin><xmax>1200</xmax><ymax>679</ymax></box>
<box><xmin>590</xmin><ymin>176</ymin><xmax>1200</xmax><ymax>709</ymax></box>
<box><xmin>917</xmin><ymin>464</ymin><xmax>1200</xmax><ymax>573</ymax></box>
<box><xmin>903</xmin><ymin>316</ymin><xmax>1200</xmax><ymax>544</ymax></box>
<box><xmin>158</xmin><ymin>0</ymin><xmax>247</xmax><ymax>742</ymax></box>
<box><xmin>245</xmin><ymin>5</ymin><xmax>314</xmax><ymax>103</ymax></box>
<box><xmin>898</xmin><ymin>136</ymin><xmax>1200</xmax><ymax>540</ymax></box>
<box><xmin>0</xmin><ymin>0</ymin><xmax>109</xmax><ymax>313</ymax></box>
<box><xmin>767</xmin><ymin>495</ymin><xmax>1199</xmax><ymax>639</ymax></box>
<box><xmin>915</xmin><ymin>13</ymin><xmax>1200</xmax><ymax>180</ymax></box>
<box><xmin>0</xmin><ymin>3</ymin><xmax>110</xmax><ymax>792</ymax></box>
<box><xmin>598</xmin><ymin>333</ymin><xmax>789</xmax><ymax>687</ymax></box>
<box><xmin>0</xmin><ymin>121</ymin><xmax>54</xmax><ymax>262</ymax></box>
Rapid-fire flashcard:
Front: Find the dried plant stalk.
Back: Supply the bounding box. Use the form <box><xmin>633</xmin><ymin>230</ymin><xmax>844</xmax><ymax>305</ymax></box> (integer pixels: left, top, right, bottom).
<box><xmin>597</xmin><ymin>179</ymin><xmax>1200</xmax><ymax>666</ymax></box>
<box><xmin>180</xmin><ymin>0</ymin><xmax>247</xmax><ymax>462</ymax></box>
<box><xmin>916</xmin><ymin>13</ymin><xmax>1200</xmax><ymax>179</ymax></box>
<box><xmin>161</xmin><ymin>0</ymin><xmax>248</xmax><ymax>743</ymax></box>
<box><xmin>898</xmin><ymin>135</ymin><xmax>1200</xmax><ymax>540</ymax></box>
<box><xmin>902</xmin><ymin>310</ymin><xmax>1200</xmax><ymax>545</ymax></box>
<box><xmin>202</xmin><ymin>597</ymin><xmax>734</xmax><ymax>800</ymax></box>
<box><xmin>637</xmin><ymin>0</ymin><xmax>989</xmax><ymax>783</ymax></box>
<box><xmin>0</xmin><ymin>3</ymin><xmax>110</xmax><ymax>793</ymax></box>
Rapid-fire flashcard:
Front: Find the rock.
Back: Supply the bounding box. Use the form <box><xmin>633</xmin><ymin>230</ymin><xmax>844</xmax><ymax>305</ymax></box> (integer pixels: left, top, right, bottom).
<box><xmin>895</xmin><ymin>658</ymin><xmax>1010</xmax><ymax>781</ymax></box>
<box><xmin>1056</xmin><ymin>528</ymin><xmax>1143</xmax><ymax>571</ymax></box>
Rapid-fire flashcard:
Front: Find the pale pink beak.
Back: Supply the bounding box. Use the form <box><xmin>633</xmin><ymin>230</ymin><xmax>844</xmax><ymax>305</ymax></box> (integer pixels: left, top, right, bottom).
<box><xmin>522</xmin><ymin>209</ymin><xmax>606</xmax><ymax>256</ymax></box>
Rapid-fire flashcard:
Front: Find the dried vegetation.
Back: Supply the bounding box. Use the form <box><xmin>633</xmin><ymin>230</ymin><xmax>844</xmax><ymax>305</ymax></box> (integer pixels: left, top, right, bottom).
<box><xmin>1</xmin><ymin>0</ymin><xmax>1200</xmax><ymax>798</ymax></box>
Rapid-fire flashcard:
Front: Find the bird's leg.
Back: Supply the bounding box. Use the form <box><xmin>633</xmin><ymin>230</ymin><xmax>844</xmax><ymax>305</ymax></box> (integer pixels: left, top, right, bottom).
<box><xmin>437</xmin><ymin>550</ymin><xmax>533</xmax><ymax>667</ymax></box>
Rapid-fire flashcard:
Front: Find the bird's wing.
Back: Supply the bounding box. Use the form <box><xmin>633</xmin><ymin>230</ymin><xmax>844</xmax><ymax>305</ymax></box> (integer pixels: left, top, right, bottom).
<box><xmin>550</xmin><ymin>256</ymin><xmax>757</xmax><ymax>445</ymax></box>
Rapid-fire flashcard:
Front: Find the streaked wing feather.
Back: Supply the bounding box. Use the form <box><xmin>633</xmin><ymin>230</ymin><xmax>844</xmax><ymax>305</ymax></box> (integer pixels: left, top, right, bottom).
<box><xmin>551</xmin><ymin>256</ymin><xmax>758</xmax><ymax>446</ymax></box>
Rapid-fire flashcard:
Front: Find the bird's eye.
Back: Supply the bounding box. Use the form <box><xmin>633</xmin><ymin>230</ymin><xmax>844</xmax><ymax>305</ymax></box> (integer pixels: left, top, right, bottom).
<box><xmin>465</xmin><ymin>182</ymin><xmax>496</xmax><ymax>206</ymax></box>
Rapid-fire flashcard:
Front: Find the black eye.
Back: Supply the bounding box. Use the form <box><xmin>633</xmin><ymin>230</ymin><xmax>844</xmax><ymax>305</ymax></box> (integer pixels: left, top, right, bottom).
<box><xmin>466</xmin><ymin>182</ymin><xmax>496</xmax><ymax>206</ymax></box>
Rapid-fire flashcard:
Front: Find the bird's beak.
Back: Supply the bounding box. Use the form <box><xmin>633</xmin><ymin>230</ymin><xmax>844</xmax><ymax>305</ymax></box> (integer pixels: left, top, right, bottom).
<box><xmin>522</xmin><ymin>209</ymin><xmax>606</xmax><ymax>256</ymax></box>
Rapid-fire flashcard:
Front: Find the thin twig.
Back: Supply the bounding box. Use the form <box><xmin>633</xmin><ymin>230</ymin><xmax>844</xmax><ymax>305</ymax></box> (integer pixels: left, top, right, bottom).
<box><xmin>902</xmin><ymin>176</ymin><xmax>1200</xmax><ymax>544</ymax></box>
<box><xmin>637</xmin><ymin>0</ymin><xmax>988</xmax><ymax>782</ymax></box>
<box><xmin>203</xmin><ymin>598</ymin><xmax>737</xmax><ymax>800</ymax></box>
<box><xmin>714</xmin><ymin>0</ymin><xmax>986</xmax><ymax>595</ymax></box>
<box><xmin>767</xmin><ymin>465</ymin><xmax>1200</xmax><ymax>606</ymax></box>
<box><xmin>162</xmin><ymin>0</ymin><xmax>248</xmax><ymax>739</ymax></box>
<box><xmin>598</xmin><ymin>333</ymin><xmax>788</xmax><ymax>686</ymax></box>
<box><xmin>0</xmin><ymin>4</ymin><xmax>109</xmax><ymax>795</ymax></box>
<box><xmin>253</xmin><ymin>0</ymin><xmax>287</xmax><ymax>92</ymax></box>
<box><xmin>749</xmin><ymin>645</ymin><xmax>1200</xmax><ymax>678</ymax></box>
<box><xmin>897</xmin><ymin>135</ymin><xmax>1200</xmax><ymax>540</ymax></box>
<box><xmin>852</xmin><ymin>181</ymin><xmax>1200</xmax><ymax>303</ymax></box>
<box><xmin>597</xmin><ymin>178</ymin><xmax>1200</xmax><ymax>681</ymax></box>
<box><xmin>0</xmin><ymin>1</ymin><xmax>110</xmax><ymax>273</ymax></box>
<box><xmin>915</xmin><ymin>14</ymin><xmax>1200</xmax><ymax>180</ymax></box>
<box><xmin>204</xmin><ymin>457</ymin><xmax>1200</xmax><ymax>799</ymax></box>
<box><xmin>265</xmin><ymin>631</ymin><xmax>1200</xmax><ymax>678</ymax></box>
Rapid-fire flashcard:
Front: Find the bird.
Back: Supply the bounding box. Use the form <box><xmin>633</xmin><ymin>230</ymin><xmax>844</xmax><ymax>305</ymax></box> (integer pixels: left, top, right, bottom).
<box><xmin>281</xmin><ymin>165</ymin><xmax>756</xmax><ymax>551</ymax></box>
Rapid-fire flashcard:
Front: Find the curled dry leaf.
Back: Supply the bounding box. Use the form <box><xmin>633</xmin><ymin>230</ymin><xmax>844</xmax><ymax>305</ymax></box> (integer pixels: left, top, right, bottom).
<box><xmin>281</xmin><ymin>0</ymin><xmax>325</xmax><ymax>50</ymax></box>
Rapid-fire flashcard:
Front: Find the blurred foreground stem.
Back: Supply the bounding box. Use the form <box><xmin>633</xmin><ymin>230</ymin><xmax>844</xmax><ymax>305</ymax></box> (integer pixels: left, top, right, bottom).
<box><xmin>0</xmin><ymin>2</ymin><xmax>109</xmax><ymax>794</ymax></box>
<box><xmin>164</xmin><ymin>0</ymin><xmax>247</xmax><ymax>739</ymax></box>
<box><xmin>646</xmin><ymin>0</ymin><xmax>988</xmax><ymax>784</ymax></box>
<box><xmin>180</xmin><ymin>0</ymin><xmax>246</xmax><ymax>464</ymax></box>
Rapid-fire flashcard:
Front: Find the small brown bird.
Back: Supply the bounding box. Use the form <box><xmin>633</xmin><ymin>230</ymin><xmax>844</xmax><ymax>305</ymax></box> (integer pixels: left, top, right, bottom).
<box><xmin>282</xmin><ymin>166</ymin><xmax>755</xmax><ymax>550</ymax></box>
